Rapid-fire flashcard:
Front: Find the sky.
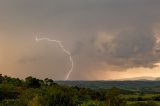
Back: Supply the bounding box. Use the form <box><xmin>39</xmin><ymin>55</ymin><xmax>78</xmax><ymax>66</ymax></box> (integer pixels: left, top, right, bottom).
<box><xmin>0</xmin><ymin>0</ymin><xmax>160</xmax><ymax>80</ymax></box>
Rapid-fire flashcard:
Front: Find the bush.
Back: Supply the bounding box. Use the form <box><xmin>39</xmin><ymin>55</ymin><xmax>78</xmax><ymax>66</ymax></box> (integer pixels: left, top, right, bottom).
<box><xmin>80</xmin><ymin>100</ymin><xmax>104</xmax><ymax>106</ymax></box>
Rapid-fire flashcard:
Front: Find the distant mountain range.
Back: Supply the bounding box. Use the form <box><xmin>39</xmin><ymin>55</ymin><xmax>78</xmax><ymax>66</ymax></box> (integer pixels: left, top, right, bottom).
<box><xmin>56</xmin><ymin>76</ymin><xmax>160</xmax><ymax>92</ymax></box>
<box><xmin>121</xmin><ymin>76</ymin><xmax>160</xmax><ymax>81</ymax></box>
<box><xmin>56</xmin><ymin>80</ymin><xmax>160</xmax><ymax>91</ymax></box>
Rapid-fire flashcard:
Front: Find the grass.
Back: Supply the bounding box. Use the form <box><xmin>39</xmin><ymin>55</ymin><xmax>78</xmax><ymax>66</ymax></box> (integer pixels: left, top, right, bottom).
<box><xmin>127</xmin><ymin>101</ymin><xmax>160</xmax><ymax>105</ymax></box>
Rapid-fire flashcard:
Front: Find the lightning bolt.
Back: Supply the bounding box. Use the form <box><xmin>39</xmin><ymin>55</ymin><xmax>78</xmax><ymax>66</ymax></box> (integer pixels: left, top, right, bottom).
<box><xmin>35</xmin><ymin>35</ymin><xmax>73</xmax><ymax>80</ymax></box>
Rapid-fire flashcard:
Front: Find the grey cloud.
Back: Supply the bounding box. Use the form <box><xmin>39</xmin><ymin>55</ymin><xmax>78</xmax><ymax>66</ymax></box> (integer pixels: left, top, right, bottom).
<box><xmin>81</xmin><ymin>28</ymin><xmax>159</xmax><ymax>71</ymax></box>
<box><xmin>71</xmin><ymin>41</ymin><xmax>84</xmax><ymax>56</ymax></box>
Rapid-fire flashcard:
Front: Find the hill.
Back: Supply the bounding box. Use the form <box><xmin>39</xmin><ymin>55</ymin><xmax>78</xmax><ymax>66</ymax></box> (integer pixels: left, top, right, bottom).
<box><xmin>56</xmin><ymin>81</ymin><xmax>160</xmax><ymax>92</ymax></box>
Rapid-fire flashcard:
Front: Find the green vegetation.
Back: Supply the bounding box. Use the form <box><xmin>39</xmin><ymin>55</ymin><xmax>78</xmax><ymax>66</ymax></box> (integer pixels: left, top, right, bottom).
<box><xmin>1</xmin><ymin>74</ymin><xmax>160</xmax><ymax>106</ymax></box>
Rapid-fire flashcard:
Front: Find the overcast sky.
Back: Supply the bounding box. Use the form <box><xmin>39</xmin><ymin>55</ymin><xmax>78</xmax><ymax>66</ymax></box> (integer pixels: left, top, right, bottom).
<box><xmin>0</xmin><ymin>0</ymin><xmax>160</xmax><ymax>80</ymax></box>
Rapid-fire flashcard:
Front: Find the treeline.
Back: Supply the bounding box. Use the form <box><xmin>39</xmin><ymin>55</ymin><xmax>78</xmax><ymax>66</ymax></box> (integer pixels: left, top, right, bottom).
<box><xmin>0</xmin><ymin>74</ymin><xmax>106</xmax><ymax>106</ymax></box>
<box><xmin>0</xmin><ymin>74</ymin><xmax>160</xmax><ymax>106</ymax></box>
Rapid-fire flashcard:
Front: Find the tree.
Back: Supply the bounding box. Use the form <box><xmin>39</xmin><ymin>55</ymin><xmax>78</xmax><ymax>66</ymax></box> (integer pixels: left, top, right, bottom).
<box><xmin>44</xmin><ymin>78</ymin><xmax>54</xmax><ymax>86</ymax></box>
<box><xmin>105</xmin><ymin>87</ymin><xmax>126</xmax><ymax>106</ymax></box>
<box><xmin>25</xmin><ymin>76</ymin><xmax>41</xmax><ymax>88</ymax></box>
<box><xmin>0</xmin><ymin>74</ymin><xmax>3</xmax><ymax>83</ymax></box>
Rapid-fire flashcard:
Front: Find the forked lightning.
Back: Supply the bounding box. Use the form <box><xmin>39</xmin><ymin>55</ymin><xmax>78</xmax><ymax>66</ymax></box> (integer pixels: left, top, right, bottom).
<box><xmin>35</xmin><ymin>36</ymin><xmax>73</xmax><ymax>80</ymax></box>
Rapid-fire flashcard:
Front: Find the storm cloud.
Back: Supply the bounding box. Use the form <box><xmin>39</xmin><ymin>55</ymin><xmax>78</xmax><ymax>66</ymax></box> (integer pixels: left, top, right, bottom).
<box><xmin>0</xmin><ymin>0</ymin><xmax>160</xmax><ymax>80</ymax></box>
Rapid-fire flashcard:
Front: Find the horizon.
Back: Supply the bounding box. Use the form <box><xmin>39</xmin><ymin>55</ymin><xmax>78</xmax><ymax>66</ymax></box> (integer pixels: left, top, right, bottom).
<box><xmin>2</xmin><ymin>73</ymin><xmax>160</xmax><ymax>81</ymax></box>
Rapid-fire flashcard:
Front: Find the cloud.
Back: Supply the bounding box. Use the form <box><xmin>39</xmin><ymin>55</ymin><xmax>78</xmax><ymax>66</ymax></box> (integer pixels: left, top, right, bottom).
<box><xmin>95</xmin><ymin>29</ymin><xmax>157</xmax><ymax>68</ymax></box>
